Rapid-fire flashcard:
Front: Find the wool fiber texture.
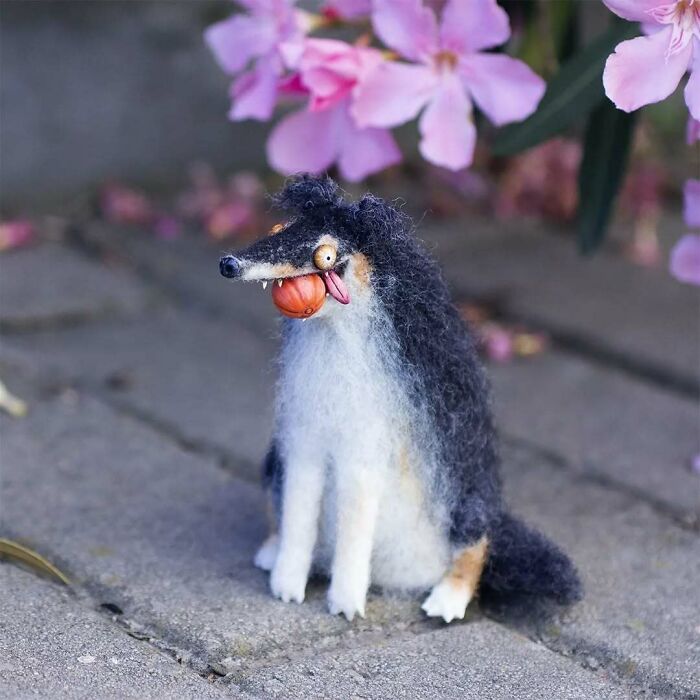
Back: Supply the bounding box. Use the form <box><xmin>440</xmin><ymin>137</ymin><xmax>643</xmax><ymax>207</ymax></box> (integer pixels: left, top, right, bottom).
<box><xmin>256</xmin><ymin>174</ymin><xmax>581</xmax><ymax>605</ymax></box>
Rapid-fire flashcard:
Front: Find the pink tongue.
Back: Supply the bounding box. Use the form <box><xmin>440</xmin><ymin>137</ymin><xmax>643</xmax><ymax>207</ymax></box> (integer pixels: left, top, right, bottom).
<box><xmin>323</xmin><ymin>270</ymin><xmax>350</xmax><ymax>304</ymax></box>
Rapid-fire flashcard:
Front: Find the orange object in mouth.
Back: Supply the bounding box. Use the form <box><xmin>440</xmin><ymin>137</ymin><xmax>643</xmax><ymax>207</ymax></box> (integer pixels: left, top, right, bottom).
<box><xmin>271</xmin><ymin>270</ymin><xmax>350</xmax><ymax>319</ymax></box>
<box><xmin>271</xmin><ymin>273</ymin><xmax>326</xmax><ymax>318</ymax></box>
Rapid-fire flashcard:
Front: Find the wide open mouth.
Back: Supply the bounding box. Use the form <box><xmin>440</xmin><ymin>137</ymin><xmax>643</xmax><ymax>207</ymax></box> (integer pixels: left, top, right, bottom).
<box><xmin>256</xmin><ymin>262</ymin><xmax>349</xmax><ymax>306</ymax></box>
<box><xmin>220</xmin><ymin>253</ymin><xmax>351</xmax><ymax>315</ymax></box>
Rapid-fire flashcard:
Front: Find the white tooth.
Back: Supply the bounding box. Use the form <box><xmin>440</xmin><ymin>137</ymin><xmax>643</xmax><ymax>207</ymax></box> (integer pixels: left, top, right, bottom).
<box><xmin>262</xmin><ymin>281</ymin><xmax>268</xmax><ymax>290</ymax></box>
<box><xmin>302</xmin><ymin>318</ymin><xmax>307</xmax><ymax>322</ymax></box>
<box><xmin>277</xmin><ymin>279</ymin><xmax>283</xmax><ymax>287</ymax></box>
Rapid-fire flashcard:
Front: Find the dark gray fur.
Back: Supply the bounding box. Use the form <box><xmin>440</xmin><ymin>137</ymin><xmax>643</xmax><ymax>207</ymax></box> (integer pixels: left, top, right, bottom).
<box><xmin>247</xmin><ymin>175</ymin><xmax>580</xmax><ymax>605</ymax></box>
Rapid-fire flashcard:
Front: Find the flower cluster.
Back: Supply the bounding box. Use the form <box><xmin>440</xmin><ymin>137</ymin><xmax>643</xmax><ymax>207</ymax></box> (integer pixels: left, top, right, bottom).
<box><xmin>602</xmin><ymin>0</ymin><xmax>700</xmax><ymax>286</ymax></box>
<box><xmin>205</xmin><ymin>0</ymin><xmax>545</xmax><ymax>181</ymax></box>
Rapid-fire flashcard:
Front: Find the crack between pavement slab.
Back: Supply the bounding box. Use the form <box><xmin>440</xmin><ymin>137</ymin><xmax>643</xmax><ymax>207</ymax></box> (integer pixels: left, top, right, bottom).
<box><xmin>510</xmin><ymin>616</ymin><xmax>699</xmax><ymax>700</ymax></box>
<box><xmin>501</xmin><ymin>433</ymin><xmax>700</xmax><ymax>533</ymax></box>
<box><xmin>452</xmin><ymin>287</ymin><xmax>700</xmax><ymax>402</ymax></box>
<box><xmin>63</xmin><ymin>222</ymin><xmax>270</xmax><ymax>342</ymax></box>
<box><xmin>0</xmin><ymin>530</ymin><xmax>228</xmax><ymax>693</ymax></box>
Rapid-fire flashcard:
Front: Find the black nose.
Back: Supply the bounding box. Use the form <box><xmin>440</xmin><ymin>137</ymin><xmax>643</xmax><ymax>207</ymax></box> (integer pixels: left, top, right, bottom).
<box><xmin>219</xmin><ymin>255</ymin><xmax>240</xmax><ymax>279</ymax></box>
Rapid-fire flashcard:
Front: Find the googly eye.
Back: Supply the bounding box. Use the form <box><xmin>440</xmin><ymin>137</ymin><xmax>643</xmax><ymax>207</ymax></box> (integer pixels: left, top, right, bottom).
<box><xmin>313</xmin><ymin>244</ymin><xmax>337</xmax><ymax>271</ymax></box>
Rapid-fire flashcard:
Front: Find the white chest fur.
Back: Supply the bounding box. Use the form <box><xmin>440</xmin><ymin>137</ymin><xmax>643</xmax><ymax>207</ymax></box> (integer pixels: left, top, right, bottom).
<box><xmin>275</xmin><ymin>286</ymin><xmax>450</xmax><ymax>592</ymax></box>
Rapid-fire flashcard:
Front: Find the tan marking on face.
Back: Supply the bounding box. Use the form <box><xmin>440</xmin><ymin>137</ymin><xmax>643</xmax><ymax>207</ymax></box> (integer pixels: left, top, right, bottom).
<box><xmin>352</xmin><ymin>253</ymin><xmax>372</xmax><ymax>288</ymax></box>
<box><xmin>316</xmin><ymin>233</ymin><xmax>339</xmax><ymax>248</ymax></box>
<box><xmin>447</xmin><ymin>536</ymin><xmax>489</xmax><ymax>596</ymax></box>
<box><xmin>269</xmin><ymin>222</ymin><xmax>286</xmax><ymax>236</ymax></box>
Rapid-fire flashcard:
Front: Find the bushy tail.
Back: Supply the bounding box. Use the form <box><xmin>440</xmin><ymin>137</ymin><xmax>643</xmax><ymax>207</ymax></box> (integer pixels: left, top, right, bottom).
<box><xmin>481</xmin><ymin>512</ymin><xmax>582</xmax><ymax>605</ymax></box>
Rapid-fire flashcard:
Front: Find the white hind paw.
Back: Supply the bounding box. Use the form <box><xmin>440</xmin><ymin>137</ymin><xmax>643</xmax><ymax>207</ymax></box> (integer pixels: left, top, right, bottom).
<box><xmin>422</xmin><ymin>580</ymin><xmax>472</xmax><ymax>623</ymax></box>
<box><xmin>253</xmin><ymin>534</ymin><xmax>279</xmax><ymax>571</ymax></box>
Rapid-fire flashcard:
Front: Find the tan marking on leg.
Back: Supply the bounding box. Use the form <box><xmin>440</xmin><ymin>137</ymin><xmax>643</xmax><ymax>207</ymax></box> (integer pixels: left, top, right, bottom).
<box><xmin>352</xmin><ymin>253</ymin><xmax>372</xmax><ymax>288</ymax></box>
<box><xmin>447</xmin><ymin>536</ymin><xmax>489</xmax><ymax>597</ymax></box>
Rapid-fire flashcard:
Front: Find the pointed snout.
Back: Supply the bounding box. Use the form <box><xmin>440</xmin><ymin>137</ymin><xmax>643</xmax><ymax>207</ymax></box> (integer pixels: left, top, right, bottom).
<box><xmin>219</xmin><ymin>255</ymin><xmax>241</xmax><ymax>279</ymax></box>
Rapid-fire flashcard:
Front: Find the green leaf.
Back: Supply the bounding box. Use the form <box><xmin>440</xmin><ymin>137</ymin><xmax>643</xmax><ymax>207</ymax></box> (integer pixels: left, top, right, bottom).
<box><xmin>492</xmin><ymin>23</ymin><xmax>635</xmax><ymax>156</ymax></box>
<box><xmin>577</xmin><ymin>100</ymin><xmax>637</xmax><ymax>254</ymax></box>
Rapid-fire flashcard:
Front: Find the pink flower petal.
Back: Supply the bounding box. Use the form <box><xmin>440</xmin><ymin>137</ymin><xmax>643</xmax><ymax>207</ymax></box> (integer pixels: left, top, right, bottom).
<box><xmin>337</xmin><ymin>111</ymin><xmax>401</xmax><ymax>181</ymax></box>
<box><xmin>352</xmin><ymin>61</ymin><xmax>437</xmax><ymax>128</ymax></box>
<box><xmin>687</xmin><ymin>116</ymin><xmax>700</xmax><ymax>144</ymax></box>
<box><xmin>371</xmin><ymin>0</ymin><xmax>439</xmax><ymax>61</ymax></box>
<box><xmin>267</xmin><ymin>105</ymin><xmax>340</xmax><ymax>175</ymax></box>
<box><xmin>684</xmin><ymin>39</ymin><xmax>700</xmax><ymax>119</ymax></box>
<box><xmin>323</xmin><ymin>0</ymin><xmax>371</xmax><ymax>19</ymax></box>
<box><xmin>459</xmin><ymin>53</ymin><xmax>545</xmax><ymax>126</ymax></box>
<box><xmin>418</xmin><ymin>75</ymin><xmax>476</xmax><ymax>171</ymax></box>
<box><xmin>669</xmin><ymin>234</ymin><xmax>700</xmax><ymax>285</ymax></box>
<box><xmin>229</xmin><ymin>57</ymin><xmax>280</xmax><ymax>121</ymax></box>
<box><xmin>683</xmin><ymin>179</ymin><xmax>700</xmax><ymax>228</ymax></box>
<box><xmin>440</xmin><ymin>0</ymin><xmax>510</xmax><ymax>54</ymax></box>
<box><xmin>204</xmin><ymin>15</ymin><xmax>275</xmax><ymax>74</ymax></box>
<box><xmin>300</xmin><ymin>39</ymin><xmax>362</xmax><ymax>108</ymax></box>
<box><xmin>601</xmin><ymin>0</ymin><xmax>664</xmax><ymax>22</ymax></box>
<box><xmin>603</xmin><ymin>29</ymin><xmax>692</xmax><ymax>112</ymax></box>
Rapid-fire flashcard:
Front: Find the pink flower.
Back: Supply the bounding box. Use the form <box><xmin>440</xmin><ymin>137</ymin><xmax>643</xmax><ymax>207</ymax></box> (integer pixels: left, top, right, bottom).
<box><xmin>602</xmin><ymin>0</ymin><xmax>700</xmax><ymax>118</ymax></box>
<box><xmin>352</xmin><ymin>0</ymin><xmax>545</xmax><ymax>171</ymax></box>
<box><xmin>669</xmin><ymin>234</ymin><xmax>700</xmax><ymax>284</ymax></box>
<box><xmin>687</xmin><ymin>115</ymin><xmax>700</xmax><ymax>142</ymax></box>
<box><xmin>204</xmin><ymin>0</ymin><xmax>308</xmax><ymax>121</ymax></box>
<box><xmin>267</xmin><ymin>39</ymin><xmax>401</xmax><ymax>181</ymax></box>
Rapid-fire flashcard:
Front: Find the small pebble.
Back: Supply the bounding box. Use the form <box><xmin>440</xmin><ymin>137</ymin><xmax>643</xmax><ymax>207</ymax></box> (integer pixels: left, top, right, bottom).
<box><xmin>77</xmin><ymin>655</ymin><xmax>96</xmax><ymax>665</ymax></box>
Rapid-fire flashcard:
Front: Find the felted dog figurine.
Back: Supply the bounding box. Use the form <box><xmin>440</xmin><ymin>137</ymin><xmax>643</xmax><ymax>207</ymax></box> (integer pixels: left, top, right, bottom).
<box><xmin>219</xmin><ymin>175</ymin><xmax>581</xmax><ymax>622</ymax></box>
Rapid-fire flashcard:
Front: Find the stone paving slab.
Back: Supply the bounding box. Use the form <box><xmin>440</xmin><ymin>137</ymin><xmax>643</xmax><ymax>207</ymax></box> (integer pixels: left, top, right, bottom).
<box><xmin>237</xmin><ymin>620</ymin><xmax>632</xmax><ymax>700</ymax></box>
<box><xmin>0</xmin><ymin>565</ymin><xmax>228</xmax><ymax>700</ymax></box>
<box><xmin>2</xmin><ymin>305</ymin><xmax>696</xmax><ymax>522</ymax></box>
<box><xmin>1</xmin><ymin>311</ymin><xmax>276</xmax><ymax>475</ymax></box>
<box><xmin>1</xmin><ymin>378</ymin><xmax>698</xmax><ymax>698</ymax></box>
<box><xmin>0</xmin><ymin>244</ymin><xmax>156</xmax><ymax>330</ymax></box>
<box><xmin>498</xmin><ymin>445</ymin><xmax>700</xmax><ymax>698</ymax></box>
<box><xmin>77</xmin><ymin>222</ymin><xmax>278</xmax><ymax>337</ymax></box>
<box><xmin>490</xmin><ymin>353</ymin><xmax>700</xmax><ymax>525</ymax></box>
<box><xmin>424</xmin><ymin>217</ymin><xmax>699</xmax><ymax>389</ymax></box>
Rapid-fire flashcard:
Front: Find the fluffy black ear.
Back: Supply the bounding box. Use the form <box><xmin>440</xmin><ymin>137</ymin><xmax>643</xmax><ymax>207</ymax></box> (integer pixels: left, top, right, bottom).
<box><xmin>349</xmin><ymin>193</ymin><xmax>411</xmax><ymax>245</ymax></box>
<box><xmin>273</xmin><ymin>174</ymin><xmax>345</xmax><ymax>216</ymax></box>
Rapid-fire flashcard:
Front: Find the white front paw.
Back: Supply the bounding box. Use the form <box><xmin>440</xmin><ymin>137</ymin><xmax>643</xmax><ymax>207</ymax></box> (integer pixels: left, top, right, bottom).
<box><xmin>253</xmin><ymin>535</ymin><xmax>279</xmax><ymax>572</ymax></box>
<box><xmin>270</xmin><ymin>560</ymin><xmax>308</xmax><ymax>604</ymax></box>
<box><xmin>327</xmin><ymin>581</ymin><xmax>367</xmax><ymax>621</ymax></box>
<box><xmin>421</xmin><ymin>579</ymin><xmax>472</xmax><ymax>623</ymax></box>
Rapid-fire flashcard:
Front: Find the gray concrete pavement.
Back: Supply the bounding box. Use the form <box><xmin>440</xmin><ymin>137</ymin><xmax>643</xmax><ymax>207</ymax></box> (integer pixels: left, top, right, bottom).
<box><xmin>0</xmin><ymin>566</ymin><xmax>230</xmax><ymax>699</ymax></box>
<box><xmin>1</xmin><ymin>220</ymin><xmax>698</xmax><ymax>699</ymax></box>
